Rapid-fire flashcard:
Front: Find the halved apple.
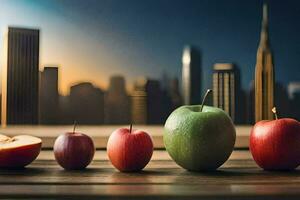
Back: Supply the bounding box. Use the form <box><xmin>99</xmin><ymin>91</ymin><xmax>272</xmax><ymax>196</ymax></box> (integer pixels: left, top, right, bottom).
<box><xmin>0</xmin><ymin>134</ymin><xmax>42</xmax><ymax>168</ymax></box>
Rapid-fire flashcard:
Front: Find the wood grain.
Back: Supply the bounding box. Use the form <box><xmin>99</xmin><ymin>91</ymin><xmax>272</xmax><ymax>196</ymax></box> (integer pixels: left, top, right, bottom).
<box><xmin>0</xmin><ymin>150</ymin><xmax>298</xmax><ymax>199</ymax></box>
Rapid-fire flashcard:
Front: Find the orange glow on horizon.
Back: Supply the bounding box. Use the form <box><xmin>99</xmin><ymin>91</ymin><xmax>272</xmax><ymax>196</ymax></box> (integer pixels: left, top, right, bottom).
<box><xmin>40</xmin><ymin>63</ymin><xmax>108</xmax><ymax>96</ymax></box>
<box><xmin>39</xmin><ymin>35</ymin><xmax>135</xmax><ymax>96</ymax></box>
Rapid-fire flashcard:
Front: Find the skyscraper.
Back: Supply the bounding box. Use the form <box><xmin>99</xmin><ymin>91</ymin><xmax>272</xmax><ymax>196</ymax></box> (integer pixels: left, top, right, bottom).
<box><xmin>131</xmin><ymin>78</ymin><xmax>147</xmax><ymax>124</ymax></box>
<box><xmin>292</xmin><ymin>92</ymin><xmax>300</xmax><ymax>121</ymax></box>
<box><xmin>288</xmin><ymin>82</ymin><xmax>300</xmax><ymax>120</ymax></box>
<box><xmin>105</xmin><ymin>76</ymin><xmax>130</xmax><ymax>124</ymax></box>
<box><xmin>39</xmin><ymin>67</ymin><xmax>59</xmax><ymax>124</ymax></box>
<box><xmin>2</xmin><ymin>27</ymin><xmax>40</xmax><ymax>125</ymax></box>
<box><xmin>131</xmin><ymin>77</ymin><xmax>164</xmax><ymax>124</ymax></box>
<box><xmin>275</xmin><ymin>82</ymin><xmax>290</xmax><ymax>118</ymax></box>
<box><xmin>247</xmin><ymin>80</ymin><xmax>255</xmax><ymax>124</ymax></box>
<box><xmin>182</xmin><ymin>46</ymin><xmax>201</xmax><ymax>105</ymax></box>
<box><xmin>169</xmin><ymin>78</ymin><xmax>182</xmax><ymax>110</ymax></box>
<box><xmin>145</xmin><ymin>79</ymin><xmax>164</xmax><ymax>124</ymax></box>
<box><xmin>254</xmin><ymin>3</ymin><xmax>275</xmax><ymax>122</ymax></box>
<box><xmin>58</xmin><ymin>95</ymin><xmax>72</xmax><ymax>124</ymax></box>
<box><xmin>288</xmin><ymin>82</ymin><xmax>300</xmax><ymax>99</ymax></box>
<box><xmin>212</xmin><ymin>63</ymin><xmax>245</xmax><ymax>123</ymax></box>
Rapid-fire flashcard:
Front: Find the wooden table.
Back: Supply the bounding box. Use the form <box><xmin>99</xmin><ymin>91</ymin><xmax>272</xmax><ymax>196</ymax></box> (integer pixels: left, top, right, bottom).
<box><xmin>0</xmin><ymin>150</ymin><xmax>299</xmax><ymax>199</ymax></box>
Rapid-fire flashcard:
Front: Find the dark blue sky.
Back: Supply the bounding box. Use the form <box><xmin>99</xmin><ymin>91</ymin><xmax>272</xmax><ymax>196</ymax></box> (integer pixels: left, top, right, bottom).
<box><xmin>1</xmin><ymin>0</ymin><xmax>300</xmax><ymax>94</ymax></box>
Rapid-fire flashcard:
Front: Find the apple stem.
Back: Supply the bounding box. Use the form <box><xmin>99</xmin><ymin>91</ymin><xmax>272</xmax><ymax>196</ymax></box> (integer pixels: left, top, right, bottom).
<box><xmin>129</xmin><ymin>124</ymin><xmax>133</xmax><ymax>133</ymax></box>
<box><xmin>272</xmin><ymin>107</ymin><xmax>278</xmax><ymax>120</ymax></box>
<box><xmin>73</xmin><ymin>120</ymin><xmax>77</xmax><ymax>133</ymax></box>
<box><xmin>200</xmin><ymin>89</ymin><xmax>212</xmax><ymax>112</ymax></box>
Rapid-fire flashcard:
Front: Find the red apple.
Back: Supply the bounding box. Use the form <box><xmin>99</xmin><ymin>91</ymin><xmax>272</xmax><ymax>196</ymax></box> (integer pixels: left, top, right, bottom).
<box><xmin>54</xmin><ymin>126</ymin><xmax>95</xmax><ymax>170</ymax></box>
<box><xmin>0</xmin><ymin>134</ymin><xmax>42</xmax><ymax>168</ymax></box>
<box><xmin>250</xmin><ymin>108</ymin><xmax>300</xmax><ymax>170</ymax></box>
<box><xmin>107</xmin><ymin>125</ymin><xmax>153</xmax><ymax>172</ymax></box>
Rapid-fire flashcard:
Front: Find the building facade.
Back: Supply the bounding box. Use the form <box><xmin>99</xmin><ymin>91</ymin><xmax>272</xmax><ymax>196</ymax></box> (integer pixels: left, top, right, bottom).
<box><xmin>182</xmin><ymin>46</ymin><xmax>202</xmax><ymax>105</ymax></box>
<box><xmin>39</xmin><ymin>67</ymin><xmax>59</xmax><ymax>124</ymax></box>
<box><xmin>104</xmin><ymin>76</ymin><xmax>130</xmax><ymax>124</ymax></box>
<box><xmin>169</xmin><ymin>78</ymin><xmax>182</xmax><ymax>110</ymax></box>
<box><xmin>131</xmin><ymin>78</ymin><xmax>148</xmax><ymax>124</ymax></box>
<box><xmin>254</xmin><ymin>4</ymin><xmax>275</xmax><ymax>122</ymax></box>
<box><xmin>212</xmin><ymin>63</ymin><xmax>246</xmax><ymax>123</ymax></box>
<box><xmin>131</xmin><ymin>78</ymin><xmax>164</xmax><ymax>124</ymax></box>
<box><xmin>2</xmin><ymin>27</ymin><xmax>40</xmax><ymax>125</ymax></box>
<box><xmin>69</xmin><ymin>82</ymin><xmax>104</xmax><ymax>124</ymax></box>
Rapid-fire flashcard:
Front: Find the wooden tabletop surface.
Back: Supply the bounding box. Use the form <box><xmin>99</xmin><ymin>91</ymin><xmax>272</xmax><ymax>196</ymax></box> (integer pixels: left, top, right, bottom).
<box><xmin>0</xmin><ymin>150</ymin><xmax>299</xmax><ymax>199</ymax></box>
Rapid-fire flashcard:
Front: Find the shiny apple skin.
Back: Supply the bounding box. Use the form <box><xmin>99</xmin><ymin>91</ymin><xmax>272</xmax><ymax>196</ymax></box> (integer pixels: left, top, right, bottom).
<box><xmin>250</xmin><ymin>118</ymin><xmax>300</xmax><ymax>170</ymax></box>
<box><xmin>107</xmin><ymin>128</ymin><xmax>153</xmax><ymax>172</ymax></box>
<box><xmin>54</xmin><ymin>132</ymin><xmax>95</xmax><ymax>170</ymax></box>
<box><xmin>0</xmin><ymin>143</ymin><xmax>41</xmax><ymax>168</ymax></box>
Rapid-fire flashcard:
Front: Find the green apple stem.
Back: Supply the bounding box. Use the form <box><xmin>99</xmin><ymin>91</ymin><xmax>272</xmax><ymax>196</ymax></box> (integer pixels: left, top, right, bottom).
<box><xmin>200</xmin><ymin>89</ymin><xmax>212</xmax><ymax>112</ymax></box>
<box><xmin>73</xmin><ymin>120</ymin><xmax>77</xmax><ymax>133</ymax></box>
<box><xmin>129</xmin><ymin>124</ymin><xmax>133</xmax><ymax>133</ymax></box>
<box><xmin>272</xmin><ymin>107</ymin><xmax>278</xmax><ymax>120</ymax></box>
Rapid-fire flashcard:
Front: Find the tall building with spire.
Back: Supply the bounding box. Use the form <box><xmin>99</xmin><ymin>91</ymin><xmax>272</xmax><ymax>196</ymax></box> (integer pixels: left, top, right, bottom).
<box><xmin>254</xmin><ymin>3</ymin><xmax>275</xmax><ymax>122</ymax></box>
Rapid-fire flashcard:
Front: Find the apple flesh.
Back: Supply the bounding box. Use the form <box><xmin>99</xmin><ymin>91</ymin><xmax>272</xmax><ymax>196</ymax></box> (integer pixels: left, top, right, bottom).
<box><xmin>107</xmin><ymin>127</ymin><xmax>153</xmax><ymax>172</ymax></box>
<box><xmin>0</xmin><ymin>135</ymin><xmax>42</xmax><ymax>168</ymax></box>
<box><xmin>250</xmin><ymin>118</ymin><xmax>300</xmax><ymax>170</ymax></box>
<box><xmin>164</xmin><ymin>105</ymin><xmax>236</xmax><ymax>171</ymax></box>
<box><xmin>54</xmin><ymin>132</ymin><xmax>95</xmax><ymax>170</ymax></box>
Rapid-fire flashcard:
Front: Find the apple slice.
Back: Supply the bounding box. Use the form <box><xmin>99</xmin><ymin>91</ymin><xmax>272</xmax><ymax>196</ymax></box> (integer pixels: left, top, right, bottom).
<box><xmin>0</xmin><ymin>135</ymin><xmax>42</xmax><ymax>168</ymax></box>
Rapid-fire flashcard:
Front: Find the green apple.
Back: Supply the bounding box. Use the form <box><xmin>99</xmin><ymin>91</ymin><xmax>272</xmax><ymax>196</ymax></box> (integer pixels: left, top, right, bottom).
<box><xmin>163</xmin><ymin>90</ymin><xmax>236</xmax><ymax>171</ymax></box>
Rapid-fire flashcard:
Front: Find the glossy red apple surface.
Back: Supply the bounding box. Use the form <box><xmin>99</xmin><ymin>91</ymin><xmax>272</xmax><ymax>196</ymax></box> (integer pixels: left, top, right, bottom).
<box><xmin>54</xmin><ymin>132</ymin><xmax>95</xmax><ymax>170</ymax></box>
<box><xmin>107</xmin><ymin>125</ymin><xmax>153</xmax><ymax>172</ymax></box>
<box><xmin>250</xmin><ymin>118</ymin><xmax>300</xmax><ymax>170</ymax></box>
<box><xmin>0</xmin><ymin>134</ymin><xmax>42</xmax><ymax>168</ymax></box>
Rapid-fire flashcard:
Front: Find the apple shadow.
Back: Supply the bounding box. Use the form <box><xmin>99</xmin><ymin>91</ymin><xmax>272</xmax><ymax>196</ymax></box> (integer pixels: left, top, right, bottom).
<box><xmin>179</xmin><ymin>168</ymin><xmax>300</xmax><ymax>177</ymax></box>
<box><xmin>0</xmin><ymin>166</ymin><xmax>26</xmax><ymax>170</ymax></box>
<box><xmin>108</xmin><ymin>170</ymin><xmax>169</xmax><ymax>175</ymax></box>
<box><xmin>53</xmin><ymin>167</ymin><xmax>107</xmax><ymax>175</ymax></box>
<box><xmin>0</xmin><ymin>167</ymin><xmax>49</xmax><ymax>176</ymax></box>
<box><xmin>133</xmin><ymin>170</ymin><xmax>175</xmax><ymax>176</ymax></box>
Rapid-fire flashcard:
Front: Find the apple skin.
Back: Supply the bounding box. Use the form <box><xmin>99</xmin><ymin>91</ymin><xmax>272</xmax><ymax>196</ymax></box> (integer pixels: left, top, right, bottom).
<box><xmin>250</xmin><ymin>118</ymin><xmax>300</xmax><ymax>170</ymax></box>
<box><xmin>0</xmin><ymin>144</ymin><xmax>41</xmax><ymax>168</ymax></box>
<box><xmin>54</xmin><ymin>132</ymin><xmax>95</xmax><ymax>170</ymax></box>
<box><xmin>107</xmin><ymin>128</ymin><xmax>153</xmax><ymax>172</ymax></box>
<box><xmin>0</xmin><ymin>135</ymin><xmax>42</xmax><ymax>168</ymax></box>
<box><xmin>164</xmin><ymin>105</ymin><xmax>236</xmax><ymax>171</ymax></box>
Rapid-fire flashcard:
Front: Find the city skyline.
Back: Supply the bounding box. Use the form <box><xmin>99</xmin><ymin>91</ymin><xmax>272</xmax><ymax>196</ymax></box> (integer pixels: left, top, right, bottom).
<box><xmin>1</xmin><ymin>27</ymin><xmax>300</xmax><ymax>125</ymax></box>
<box><xmin>2</xmin><ymin>24</ymin><xmax>300</xmax><ymax>125</ymax></box>
<box><xmin>1</xmin><ymin>0</ymin><xmax>300</xmax><ymax>96</ymax></box>
<box><xmin>1</xmin><ymin>1</ymin><xmax>300</xmax><ymax>125</ymax></box>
